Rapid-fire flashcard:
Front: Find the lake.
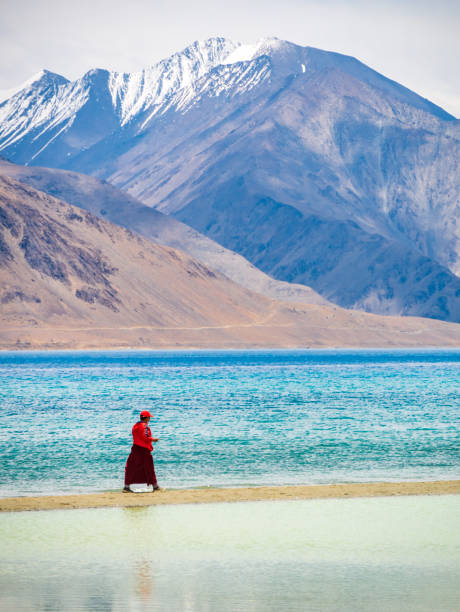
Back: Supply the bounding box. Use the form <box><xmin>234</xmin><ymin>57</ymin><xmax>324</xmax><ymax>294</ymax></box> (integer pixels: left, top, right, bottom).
<box><xmin>0</xmin><ymin>349</ymin><xmax>459</xmax><ymax>496</ymax></box>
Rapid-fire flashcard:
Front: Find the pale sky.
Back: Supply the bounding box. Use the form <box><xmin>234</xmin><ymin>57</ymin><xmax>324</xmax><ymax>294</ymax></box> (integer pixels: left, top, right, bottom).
<box><xmin>1</xmin><ymin>0</ymin><xmax>459</xmax><ymax>116</ymax></box>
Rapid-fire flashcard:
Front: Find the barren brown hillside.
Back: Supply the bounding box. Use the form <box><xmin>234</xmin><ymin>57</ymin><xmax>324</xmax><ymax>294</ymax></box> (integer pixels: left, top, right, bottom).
<box><xmin>1</xmin><ymin>174</ymin><xmax>460</xmax><ymax>350</ymax></box>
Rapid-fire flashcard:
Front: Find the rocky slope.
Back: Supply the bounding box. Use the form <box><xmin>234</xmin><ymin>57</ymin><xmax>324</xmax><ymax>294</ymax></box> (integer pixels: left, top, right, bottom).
<box><xmin>0</xmin><ymin>38</ymin><xmax>459</xmax><ymax>322</ymax></box>
<box><xmin>0</xmin><ymin>156</ymin><xmax>327</xmax><ymax>305</ymax></box>
<box><xmin>2</xmin><ymin>173</ymin><xmax>460</xmax><ymax>350</ymax></box>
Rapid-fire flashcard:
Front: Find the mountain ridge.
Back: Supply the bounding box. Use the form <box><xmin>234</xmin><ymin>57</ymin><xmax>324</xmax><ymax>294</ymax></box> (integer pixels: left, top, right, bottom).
<box><xmin>0</xmin><ymin>37</ymin><xmax>454</xmax><ymax>167</ymax></box>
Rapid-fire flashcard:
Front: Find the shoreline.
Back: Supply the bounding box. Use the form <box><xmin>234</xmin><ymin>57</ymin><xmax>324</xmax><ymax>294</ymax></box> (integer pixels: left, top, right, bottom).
<box><xmin>2</xmin><ymin>315</ymin><xmax>460</xmax><ymax>352</ymax></box>
<box><xmin>1</xmin><ymin>480</ymin><xmax>459</xmax><ymax>513</ymax></box>
<box><xmin>2</xmin><ymin>340</ymin><xmax>460</xmax><ymax>352</ymax></box>
<box><xmin>2</xmin><ymin>345</ymin><xmax>460</xmax><ymax>353</ymax></box>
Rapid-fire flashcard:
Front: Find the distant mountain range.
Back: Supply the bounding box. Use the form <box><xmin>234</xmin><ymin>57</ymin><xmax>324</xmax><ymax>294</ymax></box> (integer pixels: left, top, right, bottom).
<box><xmin>2</xmin><ymin>172</ymin><xmax>460</xmax><ymax>350</ymax></box>
<box><xmin>1</xmin><ymin>37</ymin><xmax>459</xmax><ymax>322</ymax></box>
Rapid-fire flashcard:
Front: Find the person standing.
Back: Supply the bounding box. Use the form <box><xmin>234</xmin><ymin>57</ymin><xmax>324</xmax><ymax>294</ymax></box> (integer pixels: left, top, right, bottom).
<box><xmin>124</xmin><ymin>410</ymin><xmax>159</xmax><ymax>491</ymax></box>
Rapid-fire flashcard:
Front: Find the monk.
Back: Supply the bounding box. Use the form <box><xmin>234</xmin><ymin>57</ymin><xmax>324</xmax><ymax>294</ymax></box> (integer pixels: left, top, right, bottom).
<box><xmin>124</xmin><ymin>410</ymin><xmax>159</xmax><ymax>491</ymax></box>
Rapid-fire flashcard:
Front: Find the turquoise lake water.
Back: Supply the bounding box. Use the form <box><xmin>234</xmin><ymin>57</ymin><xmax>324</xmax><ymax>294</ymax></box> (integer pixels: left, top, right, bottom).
<box><xmin>1</xmin><ymin>496</ymin><xmax>459</xmax><ymax>611</ymax></box>
<box><xmin>0</xmin><ymin>349</ymin><xmax>459</xmax><ymax>495</ymax></box>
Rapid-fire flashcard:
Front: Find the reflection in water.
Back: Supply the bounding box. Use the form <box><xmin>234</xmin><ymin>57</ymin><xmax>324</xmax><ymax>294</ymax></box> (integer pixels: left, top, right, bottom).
<box><xmin>0</xmin><ymin>496</ymin><xmax>459</xmax><ymax>611</ymax></box>
<box><xmin>135</xmin><ymin>560</ymin><xmax>154</xmax><ymax>604</ymax></box>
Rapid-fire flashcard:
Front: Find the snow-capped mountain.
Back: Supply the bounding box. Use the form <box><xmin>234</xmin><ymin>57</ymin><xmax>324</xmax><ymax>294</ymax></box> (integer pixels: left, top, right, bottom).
<box><xmin>0</xmin><ymin>38</ymin><xmax>257</xmax><ymax>165</ymax></box>
<box><xmin>1</xmin><ymin>37</ymin><xmax>451</xmax><ymax>167</ymax></box>
<box><xmin>1</xmin><ymin>37</ymin><xmax>459</xmax><ymax>322</ymax></box>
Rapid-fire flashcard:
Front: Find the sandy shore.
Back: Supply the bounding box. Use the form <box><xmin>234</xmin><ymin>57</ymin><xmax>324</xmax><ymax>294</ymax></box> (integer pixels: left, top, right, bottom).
<box><xmin>1</xmin><ymin>480</ymin><xmax>459</xmax><ymax>513</ymax></box>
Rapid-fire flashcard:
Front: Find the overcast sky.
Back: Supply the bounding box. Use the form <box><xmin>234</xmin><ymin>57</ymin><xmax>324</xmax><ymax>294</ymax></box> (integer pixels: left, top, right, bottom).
<box><xmin>1</xmin><ymin>0</ymin><xmax>459</xmax><ymax>116</ymax></box>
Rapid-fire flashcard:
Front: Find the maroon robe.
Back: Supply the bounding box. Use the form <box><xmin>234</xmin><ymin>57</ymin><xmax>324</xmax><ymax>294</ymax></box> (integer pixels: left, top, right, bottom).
<box><xmin>124</xmin><ymin>444</ymin><xmax>158</xmax><ymax>487</ymax></box>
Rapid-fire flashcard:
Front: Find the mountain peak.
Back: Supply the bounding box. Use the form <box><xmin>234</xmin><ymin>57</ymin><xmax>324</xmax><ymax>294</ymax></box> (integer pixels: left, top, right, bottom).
<box><xmin>169</xmin><ymin>37</ymin><xmax>239</xmax><ymax>72</ymax></box>
<box><xmin>80</xmin><ymin>68</ymin><xmax>112</xmax><ymax>86</ymax></box>
<box><xmin>188</xmin><ymin>36</ymin><xmax>235</xmax><ymax>52</ymax></box>
<box><xmin>0</xmin><ymin>69</ymin><xmax>69</xmax><ymax>104</ymax></box>
<box><xmin>23</xmin><ymin>69</ymin><xmax>69</xmax><ymax>89</ymax></box>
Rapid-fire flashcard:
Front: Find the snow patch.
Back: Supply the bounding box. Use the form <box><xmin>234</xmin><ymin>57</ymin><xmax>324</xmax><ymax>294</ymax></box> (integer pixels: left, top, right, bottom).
<box><xmin>224</xmin><ymin>44</ymin><xmax>258</xmax><ymax>64</ymax></box>
<box><xmin>224</xmin><ymin>38</ymin><xmax>285</xmax><ymax>65</ymax></box>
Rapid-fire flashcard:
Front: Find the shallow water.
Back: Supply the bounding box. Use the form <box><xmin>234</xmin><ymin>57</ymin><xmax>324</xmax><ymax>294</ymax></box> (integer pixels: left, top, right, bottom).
<box><xmin>0</xmin><ymin>349</ymin><xmax>459</xmax><ymax>495</ymax></box>
<box><xmin>1</xmin><ymin>495</ymin><xmax>459</xmax><ymax>611</ymax></box>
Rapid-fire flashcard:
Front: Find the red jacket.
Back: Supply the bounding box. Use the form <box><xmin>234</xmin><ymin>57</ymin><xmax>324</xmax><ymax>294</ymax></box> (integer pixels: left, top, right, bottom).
<box><xmin>132</xmin><ymin>421</ymin><xmax>154</xmax><ymax>451</ymax></box>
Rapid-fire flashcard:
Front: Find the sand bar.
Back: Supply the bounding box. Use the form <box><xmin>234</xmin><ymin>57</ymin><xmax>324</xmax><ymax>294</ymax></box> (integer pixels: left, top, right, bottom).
<box><xmin>1</xmin><ymin>480</ymin><xmax>459</xmax><ymax>513</ymax></box>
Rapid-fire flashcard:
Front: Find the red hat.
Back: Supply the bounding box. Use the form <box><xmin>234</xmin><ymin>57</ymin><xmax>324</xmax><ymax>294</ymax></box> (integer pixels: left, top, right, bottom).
<box><xmin>140</xmin><ymin>410</ymin><xmax>152</xmax><ymax>418</ymax></box>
